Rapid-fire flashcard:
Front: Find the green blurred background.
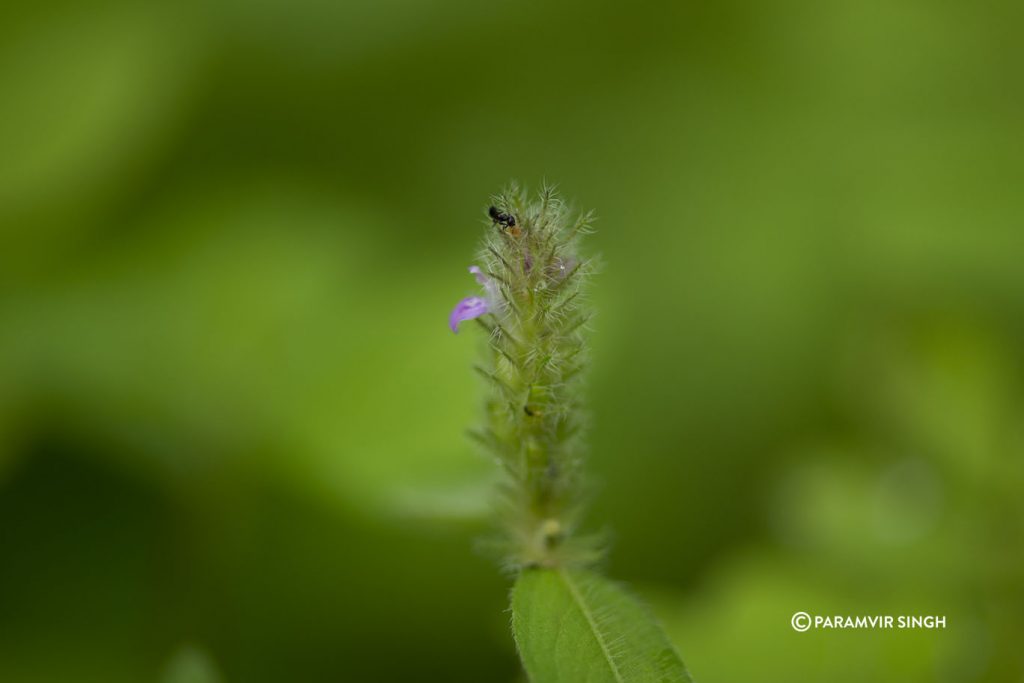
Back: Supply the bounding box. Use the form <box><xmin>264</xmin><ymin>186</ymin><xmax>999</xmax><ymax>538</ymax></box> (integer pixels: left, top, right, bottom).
<box><xmin>2</xmin><ymin>0</ymin><xmax>1023</xmax><ymax>681</ymax></box>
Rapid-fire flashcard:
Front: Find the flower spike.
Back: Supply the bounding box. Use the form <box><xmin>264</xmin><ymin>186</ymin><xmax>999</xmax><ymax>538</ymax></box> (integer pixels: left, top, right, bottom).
<box><xmin>449</xmin><ymin>183</ymin><xmax>599</xmax><ymax>570</ymax></box>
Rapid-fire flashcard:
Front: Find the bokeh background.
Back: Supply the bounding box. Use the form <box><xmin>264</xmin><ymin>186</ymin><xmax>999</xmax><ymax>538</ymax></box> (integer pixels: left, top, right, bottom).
<box><xmin>2</xmin><ymin>0</ymin><xmax>1023</xmax><ymax>681</ymax></box>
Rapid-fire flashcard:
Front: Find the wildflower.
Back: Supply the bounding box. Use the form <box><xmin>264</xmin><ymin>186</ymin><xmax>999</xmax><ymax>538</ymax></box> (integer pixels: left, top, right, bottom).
<box><xmin>449</xmin><ymin>295</ymin><xmax>488</xmax><ymax>333</ymax></box>
<box><xmin>449</xmin><ymin>183</ymin><xmax>599</xmax><ymax>570</ymax></box>
<box><xmin>450</xmin><ymin>265</ymin><xmax>505</xmax><ymax>333</ymax></box>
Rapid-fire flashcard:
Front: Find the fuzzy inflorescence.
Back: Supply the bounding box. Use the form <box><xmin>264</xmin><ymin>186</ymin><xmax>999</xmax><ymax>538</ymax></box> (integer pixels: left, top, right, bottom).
<box><xmin>450</xmin><ymin>183</ymin><xmax>601</xmax><ymax>571</ymax></box>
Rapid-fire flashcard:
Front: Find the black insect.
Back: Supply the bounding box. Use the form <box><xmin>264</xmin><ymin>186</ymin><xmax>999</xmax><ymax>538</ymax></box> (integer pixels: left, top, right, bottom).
<box><xmin>489</xmin><ymin>205</ymin><xmax>517</xmax><ymax>229</ymax></box>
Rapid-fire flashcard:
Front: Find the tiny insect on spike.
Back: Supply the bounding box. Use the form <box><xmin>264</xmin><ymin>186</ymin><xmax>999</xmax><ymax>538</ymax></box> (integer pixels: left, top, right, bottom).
<box><xmin>449</xmin><ymin>296</ymin><xmax>489</xmax><ymax>333</ymax></box>
<box><xmin>488</xmin><ymin>205</ymin><xmax>516</xmax><ymax>228</ymax></box>
<box><xmin>489</xmin><ymin>205</ymin><xmax>520</xmax><ymax>237</ymax></box>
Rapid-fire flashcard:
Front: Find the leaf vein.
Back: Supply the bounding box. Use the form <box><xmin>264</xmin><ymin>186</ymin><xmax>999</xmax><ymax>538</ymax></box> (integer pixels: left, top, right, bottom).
<box><xmin>558</xmin><ymin>570</ymin><xmax>625</xmax><ymax>683</ymax></box>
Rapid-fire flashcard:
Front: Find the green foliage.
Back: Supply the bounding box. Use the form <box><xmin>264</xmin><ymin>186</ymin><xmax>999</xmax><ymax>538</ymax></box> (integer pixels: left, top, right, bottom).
<box><xmin>469</xmin><ymin>183</ymin><xmax>600</xmax><ymax>570</ymax></box>
<box><xmin>512</xmin><ymin>568</ymin><xmax>693</xmax><ymax>683</ymax></box>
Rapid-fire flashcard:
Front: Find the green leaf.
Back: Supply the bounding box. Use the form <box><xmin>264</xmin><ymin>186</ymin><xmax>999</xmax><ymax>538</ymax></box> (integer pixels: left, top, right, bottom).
<box><xmin>512</xmin><ymin>568</ymin><xmax>694</xmax><ymax>683</ymax></box>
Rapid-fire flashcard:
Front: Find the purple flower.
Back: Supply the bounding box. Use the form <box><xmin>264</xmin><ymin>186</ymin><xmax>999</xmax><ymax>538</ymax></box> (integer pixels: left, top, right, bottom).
<box><xmin>449</xmin><ymin>296</ymin><xmax>489</xmax><ymax>333</ymax></box>
<box><xmin>449</xmin><ymin>266</ymin><xmax>498</xmax><ymax>333</ymax></box>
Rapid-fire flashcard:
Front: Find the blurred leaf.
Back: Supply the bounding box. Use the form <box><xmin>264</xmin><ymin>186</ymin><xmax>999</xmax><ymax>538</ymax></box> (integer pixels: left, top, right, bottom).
<box><xmin>0</xmin><ymin>182</ymin><xmax>490</xmax><ymax>517</ymax></box>
<box><xmin>0</xmin><ymin>4</ymin><xmax>200</xmax><ymax>247</ymax></box>
<box><xmin>652</xmin><ymin>554</ymin><xmax>965</xmax><ymax>683</ymax></box>
<box><xmin>512</xmin><ymin>568</ymin><xmax>692</xmax><ymax>683</ymax></box>
<box><xmin>161</xmin><ymin>645</ymin><xmax>224</xmax><ymax>683</ymax></box>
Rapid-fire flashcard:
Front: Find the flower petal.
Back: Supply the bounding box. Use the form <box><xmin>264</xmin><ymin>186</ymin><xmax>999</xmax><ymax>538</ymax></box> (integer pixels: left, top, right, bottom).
<box><xmin>449</xmin><ymin>296</ymin><xmax>489</xmax><ymax>333</ymax></box>
<box><xmin>469</xmin><ymin>265</ymin><xmax>487</xmax><ymax>285</ymax></box>
<box><xmin>470</xmin><ymin>265</ymin><xmax>502</xmax><ymax>310</ymax></box>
